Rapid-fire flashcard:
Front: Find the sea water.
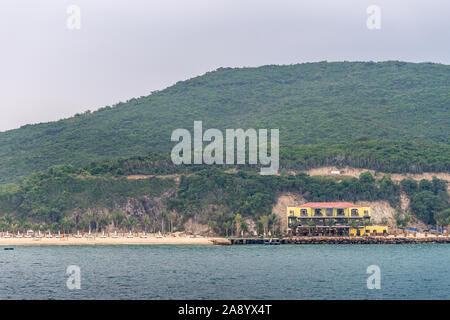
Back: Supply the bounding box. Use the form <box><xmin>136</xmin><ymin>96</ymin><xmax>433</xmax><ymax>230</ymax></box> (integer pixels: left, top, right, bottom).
<box><xmin>0</xmin><ymin>244</ymin><xmax>449</xmax><ymax>299</ymax></box>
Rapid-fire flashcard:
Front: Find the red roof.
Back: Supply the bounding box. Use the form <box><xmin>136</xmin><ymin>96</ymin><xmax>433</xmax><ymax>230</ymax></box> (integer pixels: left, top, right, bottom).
<box><xmin>298</xmin><ymin>202</ymin><xmax>358</xmax><ymax>208</ymax></box>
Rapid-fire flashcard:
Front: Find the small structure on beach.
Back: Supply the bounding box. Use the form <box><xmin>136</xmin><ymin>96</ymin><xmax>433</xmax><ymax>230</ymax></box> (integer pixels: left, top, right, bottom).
<box><xmin>349</xmin><ymin>225</ymin><xmax>388</xmax><ymax>236</ymax></box>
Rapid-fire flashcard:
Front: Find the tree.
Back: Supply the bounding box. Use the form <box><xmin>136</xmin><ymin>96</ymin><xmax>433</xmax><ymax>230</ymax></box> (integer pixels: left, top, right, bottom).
<box><xmin>410</xmin><ymin>191</ymin><xmax>445</xmax><ymax>224</ymax></box>
<box><xmin>161</xmin><ymin>211</ymin><xmax>167</xmax><ymax>235</ymax></box>
<box><xmin>208</xmin><ymin>220</ymin><xmax>217</xmax><ymax>236</ymax></box>
<box><xmin>98</xmin><ymin>217</ymin><xmax>110</xmax><ymax>233</ymax></box>
<box><xmin>50</xmin><ymin>222</ymin><xmax>59</xmax><ymax>233</ymax></box>
<box><xmin>80</xmin><ymin>216</ymin><xmax>90</xmax><ymax>232</ymax></box>
<box><xmin>240</xmin><ymin>221</ymin><xmax>248</xmax><ymax>235</ymax></box>
<box><xmin>400</xmin><ymin>178</ymin><xmax>418</xmax><ymax>195</ymax></box>
<box><xmin>269</xmin><ymin>214</ymin><xmax>278</xmax><ymax>235</ymax></box>
<box><xmin>112</xmin><ymin>211</ymin><xmax>124</xmax><ymax>230</ymax></box>
<box><xmin>234</xmin><ymin>214</ymin><xmax>242</xmax><ymax>236</ymax></box>
<box><xmin>393</xmin><ymin>210</ymin><xmax>411</xmax><ymax>228</ymax></box>
<box><xmin>168</xmin><ymin>211</ymin><xmax>176</xmax><ymax>233</ymax></box>
<box><xmin>435</xmin><ymin>208</ymin><xmax>450</xmax><ymax>231</ymax></box>
<box><xmin>0</xmin><ymin>218</ymin><xmax>8</xmax><ymax>232</ymax></box>
<box><xmin>142</xmin><ymin>215</ymin><xmax>150</xmax><ymax>233</ymax></box>
<box><xmin>10</xmin><ymin>222</ymin><xmax>19</xmax><ymax>234</ymax></box>
<box><xmin>360</xmin><ymin>172</ymin><xmax>375</xmax><ymax>184</ymax></box>
<box><xmin>92</xmin><ymin>212</ymin><xmax>100</xmax><ymax>232</ymax></box>
<box><xmin>128</xmin><ymin>217</ymin><xmax>138</xmax><ymax>233</ymax></box>
<box><xmin>61</xmin><ymin>216</ymin><xmax>75</xmax><ymax>233</ymax></box>
<box><xmin>259</xmin><ymin>215</ymin><xmax>269</xmax><ymax>236</ymax></box>
<box><xmin>222</xmin><ymin>221</ymin><xmax>231</xmax><ymax>237</ymax></box>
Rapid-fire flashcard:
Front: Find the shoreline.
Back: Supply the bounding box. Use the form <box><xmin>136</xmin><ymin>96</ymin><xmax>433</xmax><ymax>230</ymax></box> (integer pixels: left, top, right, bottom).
<box><xmin>0</xmin><ymin>235</ymin><xmax>219</xmax><ymax>246</ymax></box>
<box><xmin>1</xmin><ymin>235</ymin><xmax>450</xmax><ymax>246</ymax></box>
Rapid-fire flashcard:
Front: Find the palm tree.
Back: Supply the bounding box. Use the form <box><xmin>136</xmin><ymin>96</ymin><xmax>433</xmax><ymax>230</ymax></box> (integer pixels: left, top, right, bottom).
<box><xmin>435</xmin><ymin>208</ymin><xmax>450</xmax><ymax>234</ymax></box>
<box><xmin>222</xmin><ymin>221</ymin><xmax>231</xmax><ymax>237</ymax></box>
<box><xmin>168</xmin><ymin>212</ymin><xmax>176</xmax><ymax>233</ymax></box>
<box><xmin>10</xmin><ymin>222</ymin><xmax>19</xmax><ymax>234</ymax></box>
<box><xmin>259</xmin><ymin>215</ymin><xmax>269</xmax><ymax>236</ymax></box>
<box><xmin>240</xmin><ymin>221</ymin><xmax>248</xmax><ymax>237</ymax></box>
<box><xmin>234</xmin><ymin>214</ymin><xmax>242</xmax><ymax>236</ymax></box>
<box><xmin>98</xmin><ymin>217</ymin><xmax>110</xmax><ymax>233</ymax></box>
<box><xmin>208</xmin><ymin>221</ymin><xmax>217</xmax><ymax>236</ymax></box>
<box><xmin>142</xmin><ymin>215</ymin><xmax>150</xmax><ymax>233</ymax></box>
<box><xmin>84</xmin><ymin>212</ymin><xmax>94</xmax><ymax>233</ymax></box>
<box><xmin>80</xmin><ymin>216</ymin><xmax>90</xmax><ymax>233</ymax></box>
<box><xmin>4</xmin><ymin>213</ymin><xmax>12</xmax><ymax>226</ymax></box>
<box><xmin>0</xmin><ymin>219</ymin><xmax>8</xmax><ymax>233</ymax></box>
<box><xmin>270</xmin><ymin>214</ymin><xmax>278</xmax><ymax>236</ymax></box>
<box><xmin>22</xmin><ymin>221</ymin><xmax>31</xmax><ymax>233</ymax></box>
<box><xmin>152</xmin><ymin>220</ymin><xmax>158</xmax><ymax>234</ymax></box>
<box><xmin>92</xmin><ymin>212</ymin><xmax>100</xmax><ymax>233</ymax></box>
<box><xmin>50</xmin><ymin>222</ymin><xmax>59</xmax><ymax>234</ymax></box>
<box><xmin>112</xmin><ymin>211</ymin><xmax>124</xmax><ymax>231</ymax></box>
<box><xmin>161</xmin><ymin>211</ymin><xmax>167</xmax><ymax>235</ymax></box>
<box><xmin>61</xmin><ymin>216</ymin><xmax>75</xmax><ymax>234</ymax></box>
<box><xmin>128</xmin><ymin>217</ymin><xmax>138</xmax><ymax>234</ymax></box>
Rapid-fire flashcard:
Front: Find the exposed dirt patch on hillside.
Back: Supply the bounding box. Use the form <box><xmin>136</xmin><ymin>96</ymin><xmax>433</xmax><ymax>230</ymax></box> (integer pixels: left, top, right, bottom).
<box><xmin>183</xmin><ymin>218</ymin><xmax>209</xmax><ymax>235</ymax></box>
<box><xmin>400</xmin><ymin>191</ymin><xmax>410</xmax><ymax>211</ymax></box>
<box><xmin>272</xmin><ymin>193</ymin><xmax>423</xmax><ymax>230</ymax></box>
<box><xmin>300</xmin><ymin>166</ymin><xmax>450</xmax><ymax>190</ymax></box>
<box><xmin>354</xmin><ymin>200</ymin><xmax>396</xmax><ymax>227</ymax></box>
<box><xmin>126</xmin><ymin>174</ymin><xmax>181</xmax><ymax>182</ymax></box>
<box><xmin>303</xmin><ymin>166</ymin><xmax>449</xmax><ymax>181</ymax></box>
<box><xmin>271</xmin><ymin>192</ymin><xmax>306</xmax><ymax>232</ymax></box>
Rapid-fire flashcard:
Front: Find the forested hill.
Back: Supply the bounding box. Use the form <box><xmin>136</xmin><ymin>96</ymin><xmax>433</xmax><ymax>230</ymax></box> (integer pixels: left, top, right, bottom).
<box><xmin>1</xmin><ymin>61</ymin><xmax>450</xmax><ymax>182</ymax></box>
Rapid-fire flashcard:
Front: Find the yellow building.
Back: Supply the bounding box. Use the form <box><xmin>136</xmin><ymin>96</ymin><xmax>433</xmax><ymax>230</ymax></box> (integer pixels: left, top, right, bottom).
<box><xmin>287</xmin><ymin>202</ymin><xmax>373</xmax><ymax>236</ymax></box>
<box><xmin>350</xmin><ymin>226</ymin><xmax>389</xmax><ymax>236</ymax></box>
<box><xmin>287</xmin><ymin>202</ymin><xmax>370</xmax><ymax>220</ymax></box>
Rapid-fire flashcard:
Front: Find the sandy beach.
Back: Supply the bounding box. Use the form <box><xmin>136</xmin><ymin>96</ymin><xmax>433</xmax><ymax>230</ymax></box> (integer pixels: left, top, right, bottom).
<box><xmin>0</xmin><ymin>234</ymin><xmax>223</xmax><ymax>246</ymax></box>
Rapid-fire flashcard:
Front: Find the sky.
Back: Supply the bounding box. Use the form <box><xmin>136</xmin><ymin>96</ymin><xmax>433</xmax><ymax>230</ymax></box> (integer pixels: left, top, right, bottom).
<box><xmin>0</xmin><ymin>0</ymin><xmax>449</xmax><ymax>132</ymax></box>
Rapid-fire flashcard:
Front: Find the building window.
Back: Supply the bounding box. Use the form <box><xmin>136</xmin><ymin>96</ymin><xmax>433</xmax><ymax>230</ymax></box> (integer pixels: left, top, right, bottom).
<box><xmin>364</xmin><ymin>210</ymin><xmax>369</xmax><ymax>216</ymax></box>
<box><xmin>314</xmin><ymin>209</ymin><xmax>322</xmax><ymax>216</ymax></box>
<box><xmin>289</xmin><ymin>210</ymin><xmax>294</xmax><ymax>215</ymax></box>
<box><xmin>351</xmin><ymin>209</ymin><xmax>359</xmax><ymax>216</ymax></box>
<box><xmin>300</xmin><ymin>209</ymin><xmax>308</xmax><ymax>216</ymax></box>
<box><xmin>326</xmin><ymin>208</ymin><xmax>333</xmax><ymax>216</ymax></box>
<box><xmin>337</xmin><ymin>209</ymin><xmax>345</xmax><ymax>216</ymax></box>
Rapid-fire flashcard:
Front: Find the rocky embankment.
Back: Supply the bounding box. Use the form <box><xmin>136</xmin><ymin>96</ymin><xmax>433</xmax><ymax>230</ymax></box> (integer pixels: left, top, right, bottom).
<box><xmin>285</xmin><ymin>236</ymin><xmax>450</xmax><ymax>244</ymax></box>
<box><xmin>221</xmin><ymin>236</ymin><xmax>450</xmax><ymax>245</ymax></box>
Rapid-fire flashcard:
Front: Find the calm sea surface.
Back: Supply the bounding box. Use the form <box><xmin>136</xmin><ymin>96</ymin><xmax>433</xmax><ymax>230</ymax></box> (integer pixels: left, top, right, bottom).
<box><xmin>0</xmin><ymin>244</ymin><xmax>449</xmax><ymax>299</ymax></box>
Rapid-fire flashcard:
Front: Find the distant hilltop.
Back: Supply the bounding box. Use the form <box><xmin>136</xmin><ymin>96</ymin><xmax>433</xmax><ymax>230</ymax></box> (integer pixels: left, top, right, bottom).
<box><xmin>0</xmin><ymin>61</ymin><xmax>449</xmax><ymax>183</ymax></box>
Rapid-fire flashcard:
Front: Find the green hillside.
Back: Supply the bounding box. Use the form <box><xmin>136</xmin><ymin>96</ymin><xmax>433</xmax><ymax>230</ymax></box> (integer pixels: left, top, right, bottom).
<box><xmin>1</xmin><ymin>61</ymin><xmax>449</xmax><ymax>183</ymax></box>
<box><xmin>83</xmin><ymin>140</ymin><xmax>450</xmax><ymax>177</ymax></box>
<box><xmin>0</xmin><ymin>163</ymin><xmax>448</xmax><ymax>234</ymax></box>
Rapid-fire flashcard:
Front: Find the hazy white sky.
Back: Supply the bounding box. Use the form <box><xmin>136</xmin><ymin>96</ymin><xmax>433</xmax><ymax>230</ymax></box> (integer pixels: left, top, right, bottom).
<box><xmin>0</xmin><ymin>0</ymin><xmax>449</xmax><ymax>132</ymax></box>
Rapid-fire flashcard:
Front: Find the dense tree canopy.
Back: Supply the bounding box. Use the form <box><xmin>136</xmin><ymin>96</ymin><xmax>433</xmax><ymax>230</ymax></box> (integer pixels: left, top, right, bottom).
<box><xmin>0</xmin><ymin>61</ymin><xmax>449</xmax><ymax>183</ymax></box>
<box><xmin>1</xmin><ymin>162</ymin><xmax>447</xmax><ymax>233</ymax></box>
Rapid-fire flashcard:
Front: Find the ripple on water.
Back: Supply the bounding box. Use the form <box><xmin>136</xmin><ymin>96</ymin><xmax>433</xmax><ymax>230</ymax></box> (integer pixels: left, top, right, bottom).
<box><xmin>0</xmin><ymin>244</ymin><xmax>449</xmax><ymax>299</ymax></box>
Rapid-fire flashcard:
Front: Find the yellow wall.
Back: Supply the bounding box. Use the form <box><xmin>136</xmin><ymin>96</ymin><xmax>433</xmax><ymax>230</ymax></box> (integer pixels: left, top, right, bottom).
<box><xmin>287</xmin><ymin>206</ymin><xmax>371</xmax><ymax>218</ymax></box>
<box><xmin>349</xmin><ymin>226</ymin><xmax>388</xmax><ymax>236</ymax></box>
